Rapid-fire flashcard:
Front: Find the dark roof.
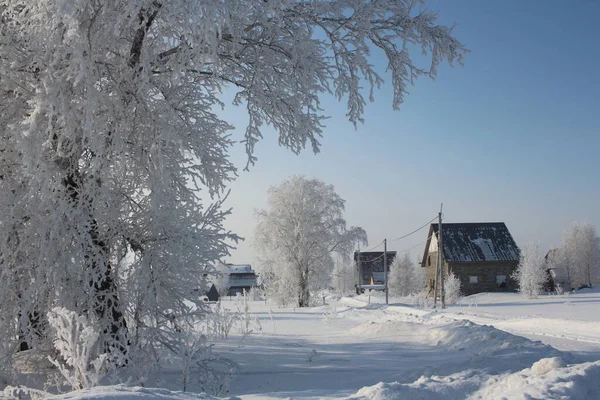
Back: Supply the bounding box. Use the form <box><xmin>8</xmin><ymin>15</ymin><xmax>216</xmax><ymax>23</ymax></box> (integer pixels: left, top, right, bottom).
<box><xmin>353</xmin><ymin>251</ymin><xmax>397</xmax><ymax>273</ymax></box>
<box><xmin>422</xmin><ymin>222</ymin><xmax>520</xmax><ymax>264</ymax></box>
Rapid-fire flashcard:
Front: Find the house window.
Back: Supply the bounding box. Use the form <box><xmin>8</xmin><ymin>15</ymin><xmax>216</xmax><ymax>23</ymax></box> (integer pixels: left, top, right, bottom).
<box><xmin>496</xmin><ymin>275</ymin><xmax>507</xmax><ymax>288</ymax></box>
<box><xmin>469</xmin><ymin>276</ymin><xmax>478</xmax><ymax>284</ymax></box>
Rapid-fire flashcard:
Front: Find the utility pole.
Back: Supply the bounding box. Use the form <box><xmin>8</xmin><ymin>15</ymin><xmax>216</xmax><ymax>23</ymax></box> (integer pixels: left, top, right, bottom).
<box><xmin>357</xmin><ymin>244</ymin><xmax>362</xmax><ymax>294</ymax></box>
<box><xmin>433</xmin><ymin>243</ymin><xmax>439</xmax><ymax>307</ymax></box>
<box><xmin>384</xmin><ymin>239</ymin><xmax>388</xmax><ymax>304</ymax></box>
<box><xmin>439</xmin><ymin>203</ymin><xmax>446</xmax><ymax>309</ymax></box>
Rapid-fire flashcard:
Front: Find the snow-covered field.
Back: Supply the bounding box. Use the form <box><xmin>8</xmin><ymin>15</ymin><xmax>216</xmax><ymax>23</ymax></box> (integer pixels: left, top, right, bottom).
<box><xmin>17</xmin><ymin>289</ymin><xmax>600</xmax><ymax>399</ymax></box>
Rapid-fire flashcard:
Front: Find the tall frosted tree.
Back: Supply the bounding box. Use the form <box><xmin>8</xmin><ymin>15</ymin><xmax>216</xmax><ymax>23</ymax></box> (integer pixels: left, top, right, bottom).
<box><xmin>512</xmin><ymin>242</ymin><xmax>546</xmax><ymax>299</ymax></box>
<box><xmin>562</xmin><ymin>222</ymin><xmax>600</xmax><ymax>288</ymax></box>
<box><xmin>0</xmin><ymin>0</ymin><xmax>466</xmax><ymax>370</ymax></box>
<box><xmin>254</xmin><ymin>176</ymin><xmax>367</xmax><ymax>306</ymax></box>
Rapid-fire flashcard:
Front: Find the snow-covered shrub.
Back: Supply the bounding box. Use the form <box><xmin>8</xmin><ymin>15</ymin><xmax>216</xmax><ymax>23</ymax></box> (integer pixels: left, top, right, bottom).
<box><xmin>512</xmin><ymin>242</ymin><xmax>547</xmax><ymax>299</ymax></box>
<box><xmin>196</xmin><ymin>354</ymin><xmax>237</xmax><ymax>397</ymax></box>
<box><xmin>444</xmin><ymin>272</ymin><xmax>462</xmax><ymax>304</ymax></box>
<box><xmin>209</xmin><ymin>302</ymin><xmax>236</xmax><ymax>340</ymax></box>
<box><xmin>413</xmin><ymin>290</ymin><xmax>432</xmax><ymax>309</ymax></box>
<box><xmin>164</xmin><ymin>322</ymin><xmax>236</xmax><ymax>395</ymax></box>
<box><xmin>175</xmin><ymin>329</ymin><xmax>208</xmax><ymax>392</ymax></box>
<box><xmin>47</xmin><ymin>308</ymin><xmax>109</xmax><ymax>390</ymax></box>
<box><xmin>235</xmin><ymin>295</ymin><xmax>262</xmax><ymax>337</ymax></box>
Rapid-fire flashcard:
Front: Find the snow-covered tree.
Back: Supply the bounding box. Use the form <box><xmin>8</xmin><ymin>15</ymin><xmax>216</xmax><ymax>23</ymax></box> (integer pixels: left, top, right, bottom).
<box><xmin>512</xmin><ymin>243</ymin><xmax>547</xmax><ymax>299</ymax></box>
<box><xmin>254</xmin><ymin>176</ymin><xmax>367</xmax><ymax>307</ymax></box>
<box><xmin>0</xmin><ymin>0</ymin><xmax>466</xmax><ymax>376</ymax></box>
<box><xmin>562</xmin><ymin>222</ymin><xmax>600</xmax><ymax>288</ymax></box>
<box><xmin>332</xmin><ymin>255</ymin><xmax>357</xmax><ymax>296</ymax></box>
<box><xmin>444</xmin><ymin>271</ymin><xmax>461</xmax><ymax>304</ymax></box>
<box><xmin>389</xmin><ymin>254</ymin><xmax>420</xmax><ymax>297</ymax></box>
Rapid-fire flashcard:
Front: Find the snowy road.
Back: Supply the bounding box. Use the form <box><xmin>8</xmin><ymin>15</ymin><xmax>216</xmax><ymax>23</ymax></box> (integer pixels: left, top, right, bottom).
<box><xmin>214</xmin><ymin>291</ymin><xmax>600</xmax><ymax>399</ymax></box>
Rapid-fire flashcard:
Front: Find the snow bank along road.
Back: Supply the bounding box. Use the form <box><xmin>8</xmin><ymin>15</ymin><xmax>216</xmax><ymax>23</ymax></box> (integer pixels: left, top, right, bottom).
<box><xmin>41</xmin><ymin>290</ymin><xmax>600</xmax><ymax>399</ymax></box>
<box><xmin>213</xmin><ymin>290</ymin><xmax>600</xmax><ymax>399</ymax></box>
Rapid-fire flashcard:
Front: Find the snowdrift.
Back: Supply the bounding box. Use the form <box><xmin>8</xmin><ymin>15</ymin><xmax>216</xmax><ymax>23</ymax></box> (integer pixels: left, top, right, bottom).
<box><xmin>44</xmin><ymin>386</ymin><xmax>218</xmax><ymax>400</ymax></box>
<box><xmin>347</xmin><ymin>358</ymin><xmax>600</xmax><ymax>400</ymax></box>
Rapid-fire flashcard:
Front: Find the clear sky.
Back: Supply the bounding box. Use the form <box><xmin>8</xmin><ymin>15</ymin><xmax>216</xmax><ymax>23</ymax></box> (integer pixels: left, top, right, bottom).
<box><xmin>219</xmin><ymin>0</ymin><xmax>600</xmax><ymax>266</ymax></box>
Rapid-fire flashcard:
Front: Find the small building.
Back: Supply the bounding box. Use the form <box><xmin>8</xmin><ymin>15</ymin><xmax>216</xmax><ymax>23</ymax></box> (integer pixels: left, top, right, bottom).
<box><xmin>223</xmin><ymin>264</ymin><xmax>258</xmax><ymax>296</ymax></box>
<box><xmin>354</xmin><ymin>251</ymin><xmax>397</xmax><ymax>286</ymax></box>
<box><xmin>205</xmin><ymin>284</ymin><xmax>220</xmax><ymax>302</ymax></box>
<box><xmin>421</xmin><ymin>222</ymin><xmax>520</xmax><ymax>296</ymax></box>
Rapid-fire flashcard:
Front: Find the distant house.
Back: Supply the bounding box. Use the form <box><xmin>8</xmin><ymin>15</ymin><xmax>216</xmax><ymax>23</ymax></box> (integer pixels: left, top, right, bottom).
<box><xmin>354</xmin><ymin>251</ymin><xmax>397</xmax><ymax>286</ymax></box>
<box><xmin>222</xmin><ymin>263</ymin><xmax>259</xmax><ymax>296</ymax></box>
<box><xmin>421</xmin><ymin>223</ymin><xmax>520</xmax><ymax>296</ymax></box>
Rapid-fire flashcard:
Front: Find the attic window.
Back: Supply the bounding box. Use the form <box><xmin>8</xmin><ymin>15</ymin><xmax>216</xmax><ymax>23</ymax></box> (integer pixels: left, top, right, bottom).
<box><xmin>428</xmin><ymin>256</ymin><xmax>431</xmax><ymax>266</ymax></box>
<box><xmin>469</xmin><ymin>276</ymin><xmax>478</xmax><ymax>284</ymax></box>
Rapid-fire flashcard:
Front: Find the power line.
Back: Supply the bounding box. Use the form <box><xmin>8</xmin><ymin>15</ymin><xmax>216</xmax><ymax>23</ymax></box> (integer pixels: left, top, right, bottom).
<box><xmin>389</xmin><ymin>216</ymin><xmax>437</xmax><ymax>242</ymax></box>
<box><xmin>395</xmin><ymin>233</ymin><xmax>434</xmax><ymax>254</ymax></box>
<box><xmin>362</xmin><ymin>240</ymin><xmax>384</xmax><ymax>253</ymax></box>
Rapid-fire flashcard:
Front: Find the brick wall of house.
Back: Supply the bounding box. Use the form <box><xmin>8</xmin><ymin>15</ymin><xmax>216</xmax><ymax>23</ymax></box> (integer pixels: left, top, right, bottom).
<box><xmin>423</xmin><ymin>254</ymin><xmax>518</xmax><ymax>296</ymax></box>
<box><xmin>449</xmin><ymin>261</ymin><xmax>518</xmax><ymax>295</ymax></box>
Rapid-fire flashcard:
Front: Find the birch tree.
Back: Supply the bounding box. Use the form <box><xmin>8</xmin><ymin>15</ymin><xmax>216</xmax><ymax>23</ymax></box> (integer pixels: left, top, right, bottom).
<box><xmin>512</xmin><ymin>242</ymin><xmax>547</xmax><ymax>299</ymax></box>
<box><xmin>254</xmin><ymin>176</ymin><xmax>367</xmax><ymax>307</ymax></box>
<box><xmin>389</xmin><ymin>253</ymin><xmax>420</xmax><ymax>297</ymax></box>
<box><xmin>0</xmin><ymin>0</ymin><xmax>466</xmax><ymax>372</ymax></box>
<box><xmin>562</xmin><ymin>222</ymin><xmax>600</xmax><ymax>288</ymax></box>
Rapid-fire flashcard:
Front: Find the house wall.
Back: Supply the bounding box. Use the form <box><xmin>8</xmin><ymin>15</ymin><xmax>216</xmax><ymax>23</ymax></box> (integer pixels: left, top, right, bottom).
<box><xmin>423</xmin><ymin>252</ymin><xmax>518</xmax><ymax>296</ymax></box>
<box><xmin>423</xmin><ymin>250</ymin><xmax>447</xmax><ymax>293</ymax></box>
<box><xmin>449</xmin><ymin>261</ymin><xmax>518</xmax><ymax>295</ymax></box>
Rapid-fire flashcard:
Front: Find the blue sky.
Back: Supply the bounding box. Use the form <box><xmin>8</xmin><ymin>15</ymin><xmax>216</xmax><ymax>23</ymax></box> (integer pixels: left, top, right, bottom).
<box><xmin>220</xmin><ymin>0</ymin><xmax>600</xmax><ymax>265</ymax></box>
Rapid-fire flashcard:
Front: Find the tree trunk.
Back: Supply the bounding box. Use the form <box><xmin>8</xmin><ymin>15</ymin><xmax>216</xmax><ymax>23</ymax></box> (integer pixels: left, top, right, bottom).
<box><xmin>64</xmin><ymin>172</ymin><xmax>128</xmax><ymax>357</ymax></box>
<box><xmin>298</xmin><ymin>265</ymin><xmax>311</xmax><ymax>307</ymax></box>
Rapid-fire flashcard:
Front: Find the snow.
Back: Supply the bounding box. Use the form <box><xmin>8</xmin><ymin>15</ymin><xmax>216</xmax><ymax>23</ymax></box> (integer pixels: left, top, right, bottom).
<box><xmin>204</xmin><ymin>288</ymin><xmax>600</xmax><ymax>399</ymax></box>
<box><xmin>470</xmin><ymin>237</ymin><xmax>497</xmax><ymax>261</ymax></box>
<box><xmin>7</xmin><ymin>289</ymin><xmax>600</xmax><ymax>399</ymax></box>
<box><xmin>44</xmin><ymin>386</ymin><xmax>218</xmax><ymax>399</ymax></box>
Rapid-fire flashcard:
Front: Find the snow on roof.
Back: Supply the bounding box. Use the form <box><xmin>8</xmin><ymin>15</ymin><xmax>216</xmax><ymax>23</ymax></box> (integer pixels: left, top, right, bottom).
<box><xmin>226</xmin><ymin>264</ymin><xmax>255</xmax><ymax>274</ymax></box>
<box><xmin>427</xmin><ymin>222</ymin><xmax>520</xmax><ymax>263</ymax></box>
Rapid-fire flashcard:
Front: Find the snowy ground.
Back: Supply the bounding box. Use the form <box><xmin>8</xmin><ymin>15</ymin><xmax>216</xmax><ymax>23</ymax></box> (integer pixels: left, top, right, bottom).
<box><xmin>9</xmin><ymin>289</ymin><xmax>600</xmax><ymax>399</ymax></box>
<box><xmin>211</xmin><ymin>290</ymin><xmax>600</xmax><ymax>399</ymax></box>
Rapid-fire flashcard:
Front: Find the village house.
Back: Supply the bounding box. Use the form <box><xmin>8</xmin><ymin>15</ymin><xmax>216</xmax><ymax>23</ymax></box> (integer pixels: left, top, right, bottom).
<box><xmin>354</xmin><ymin>251</ymin><xmax>397</xmax><ymax>286</ymax></box>
<box><xmin>421</xmin><ymin>222</ymin><xmax>520</xmax><ymax>296</ymax></box>
<box><xmin>222</xmin><ymin>263</ymin><xmax>259</xmax><ymax>296</ymax></box>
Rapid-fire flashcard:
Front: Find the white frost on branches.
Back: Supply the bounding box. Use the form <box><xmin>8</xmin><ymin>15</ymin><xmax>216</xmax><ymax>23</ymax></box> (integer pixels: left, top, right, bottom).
<box><xmin>512</xmin><ymin>243</ymin><xmax>547</xmax><ymax>299</ymax></box>
<box><xmin>444</xmin><ymin>271</ymin><xmax>462</xmax><ymax>304</ymax></box>
<box><xmin>389</xmin><ymin>254</ymin><xmax>421</xmax><ymax>297</ymax></box>
<box><xmin>47</xmin><ymin>308</ymin><xmax>108</xmax><ymax>390</ymax></box>
<box><xmin>254</xmin><ymin>176</ymin><xmax>367</xmax><ymax>307</ymax></box>
<box><xmin>561</xmin><ymin>222</ymin><xmax>600</xmax><ymax>289</ymax></box>
<box><xmin>0</xmin><ymin>0</ymin><xmax>466</xmax><ymax>380</ymax></box>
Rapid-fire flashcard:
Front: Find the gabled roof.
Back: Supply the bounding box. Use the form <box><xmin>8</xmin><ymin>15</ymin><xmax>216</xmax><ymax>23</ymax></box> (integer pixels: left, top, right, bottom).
<box><xmin>421</xmin><ymin>222</ymin><xmax>520</xmax><ymax>265</ymax></box>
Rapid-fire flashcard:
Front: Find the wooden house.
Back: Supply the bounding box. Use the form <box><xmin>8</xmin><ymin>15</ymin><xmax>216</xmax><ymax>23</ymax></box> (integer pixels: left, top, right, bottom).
<box><xmin>421</xmin><ymin>222</ymin><xmax>520</xmax><ymax>296</ymax></box>
<box><xmin>354</xmin><ymin>251</ymin><xmax>397</xmax><ymax>286</ymax></box>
